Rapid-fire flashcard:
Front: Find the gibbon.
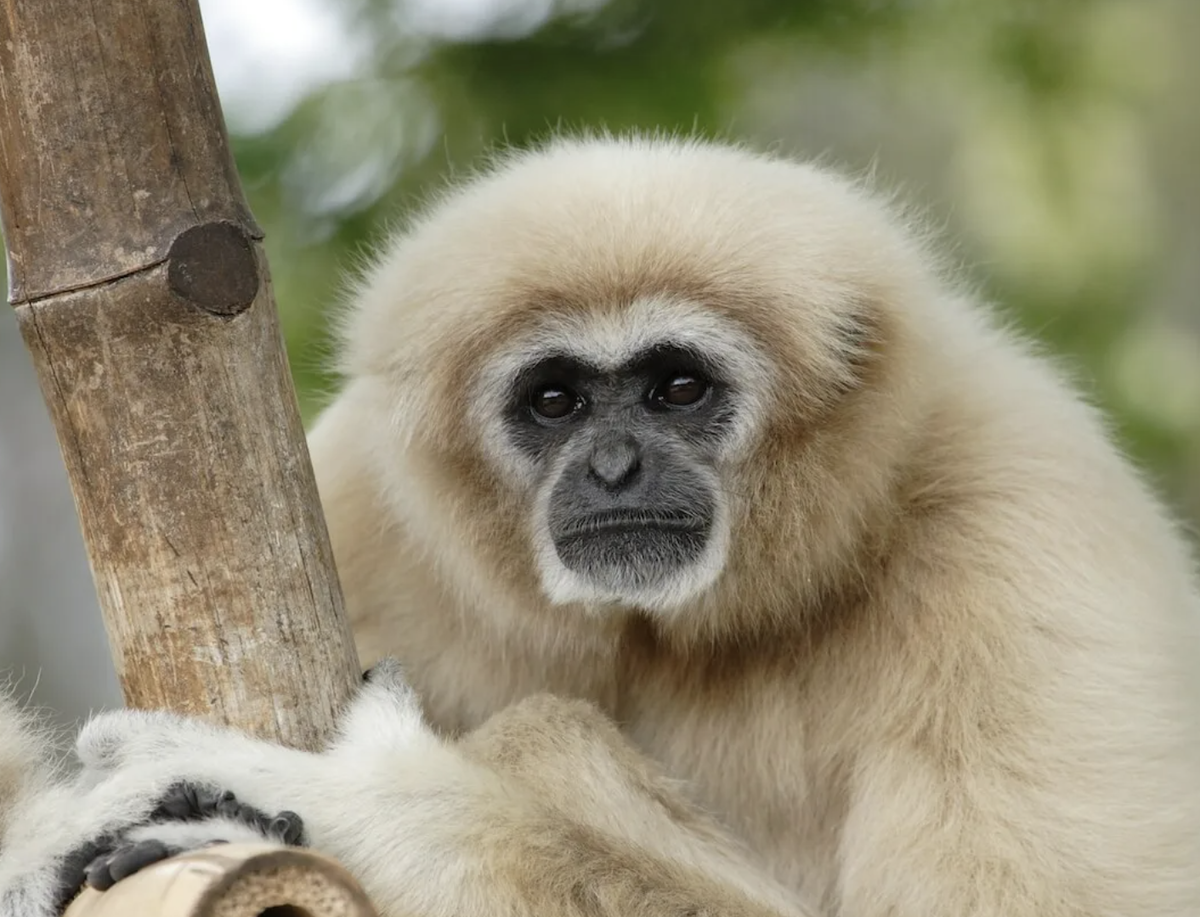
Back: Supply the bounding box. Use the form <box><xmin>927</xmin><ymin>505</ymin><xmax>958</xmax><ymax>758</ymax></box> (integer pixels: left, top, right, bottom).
<box><xmin>2</xmin><ymin>134</ymin><xmax>1200</xmax><ymax>917</ymax></box>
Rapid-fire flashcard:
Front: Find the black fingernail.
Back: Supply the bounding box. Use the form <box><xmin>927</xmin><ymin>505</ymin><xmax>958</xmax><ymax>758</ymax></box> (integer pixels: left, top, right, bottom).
<box><xmin>272</xmin><ymin>811</ymin><xmax>305</xmax><ymax>846</ymax></box>
<box><xmin>84</xmin><ymin>854</ymin><xmax>115</xmax><ymax>892</ymax></box>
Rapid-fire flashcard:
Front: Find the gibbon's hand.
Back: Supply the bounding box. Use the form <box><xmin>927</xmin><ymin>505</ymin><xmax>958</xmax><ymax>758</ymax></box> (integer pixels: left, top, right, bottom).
<box><xmin>62</xmin><ymin>782</ymin><xmax>305</xmax><ymax>896</ymax></box>
<box><xmin>0</xmin><ymin>659</ymin><xmax>431</xmax><ymax>917</ymax></box>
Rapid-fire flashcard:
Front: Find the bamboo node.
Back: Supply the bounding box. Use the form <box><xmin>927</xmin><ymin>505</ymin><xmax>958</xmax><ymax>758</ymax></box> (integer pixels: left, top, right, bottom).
<box><xmin>167</xmin><ymin>222</ymin><xmax>260</xmax><ymax>316</ymax></box>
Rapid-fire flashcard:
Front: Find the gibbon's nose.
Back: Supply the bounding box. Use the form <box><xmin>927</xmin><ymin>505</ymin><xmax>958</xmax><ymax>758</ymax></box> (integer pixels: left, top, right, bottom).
<box><xmin>588</xmin><ymin>436</ymin><xmax>642</xmax><ymax>491</ymax></box>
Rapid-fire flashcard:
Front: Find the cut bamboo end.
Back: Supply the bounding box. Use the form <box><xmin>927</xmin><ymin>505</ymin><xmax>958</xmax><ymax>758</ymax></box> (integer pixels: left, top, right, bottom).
<box><xmin>62</xmin><ymin>842</ymin><xmax>379</xmax><ymax>917</ymax></box>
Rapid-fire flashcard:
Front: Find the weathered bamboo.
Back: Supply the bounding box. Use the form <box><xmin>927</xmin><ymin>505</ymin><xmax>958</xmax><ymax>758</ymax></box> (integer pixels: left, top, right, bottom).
<box><xmin>0</xmin><ymin>0</ymin><xmax>373</xmax><ymax>912</ymax></box>
<box><xmin>0</xmin><ymin>0</ymin><xmax>361</xmax><ymax>749</ymax></box>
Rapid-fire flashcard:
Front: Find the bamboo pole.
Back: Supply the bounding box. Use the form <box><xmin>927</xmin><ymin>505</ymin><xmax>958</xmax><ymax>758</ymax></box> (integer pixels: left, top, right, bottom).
<box><xmin>0</xmin><ymin>0</ymin><xmax>374</xmax><ymax>912</ymax></box>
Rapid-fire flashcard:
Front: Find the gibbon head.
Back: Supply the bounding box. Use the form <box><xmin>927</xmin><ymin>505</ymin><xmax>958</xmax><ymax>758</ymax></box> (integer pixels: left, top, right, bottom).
<box><xmin>339</xmin><ymin>135</ymin><xmax>945</xmax><ymax>634</ymax></box>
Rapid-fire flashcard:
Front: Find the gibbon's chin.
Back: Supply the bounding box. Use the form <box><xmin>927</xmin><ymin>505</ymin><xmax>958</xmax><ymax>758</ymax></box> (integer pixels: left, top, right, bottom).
<box><xmin>539</xmin><ymin>527</ymin><xmax>726</xmax><ymax>614</ymax></box>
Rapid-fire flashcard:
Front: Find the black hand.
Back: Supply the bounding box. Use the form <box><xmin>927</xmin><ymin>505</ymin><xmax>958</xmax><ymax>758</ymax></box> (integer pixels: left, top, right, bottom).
<box><xmin>52</xmin><ymin>833</ymin><xmax>116</xmax><ymax>913</ymax></box>
<box><xmin>149</xmin><ymin>781</ymin><xmax>226</xmax><ymax>822</ymax></box>
<box><xmin>57</xmin><ymin>782</ymin><xmax>308</xmax><ymax>907</ymax></box>
<box><xmin>147</xmin><ymin>781</ymin><xmax>305</xmax><ymax>843</ymax></box>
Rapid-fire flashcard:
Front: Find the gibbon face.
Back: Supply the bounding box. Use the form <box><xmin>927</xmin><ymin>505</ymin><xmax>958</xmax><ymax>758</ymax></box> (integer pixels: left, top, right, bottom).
<box><xmin>340</xmin><ymin>136</ymin><xmax>938</xmax><ymax>625</ymax></box>
<box><xmin>484</xmin><ymin>298</ymin><xmax>768</xmax><ymax>610</ymax></box>
<box><xmin>510</xmin><ymin>341</ymin><xmax>729</xmax><ymax>607</ymax></box>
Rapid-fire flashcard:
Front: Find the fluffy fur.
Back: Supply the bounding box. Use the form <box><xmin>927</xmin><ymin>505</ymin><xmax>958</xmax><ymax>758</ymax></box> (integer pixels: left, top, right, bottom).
<box><xmin>0</xmin><ymin>694</ymin><xmax>47</xmax><ymax>846</ymax></box>
<box><xmin>3</xmin><ymin>134</ymin><xmax>1200</xmax><ymax>917</ymax></box>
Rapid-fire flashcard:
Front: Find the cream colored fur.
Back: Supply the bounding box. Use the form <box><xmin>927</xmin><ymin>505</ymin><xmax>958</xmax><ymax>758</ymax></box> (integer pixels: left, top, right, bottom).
<box><xmin>3</xmin><ymin>134</ymin><xmax>1200</xmax><ymax>917</ymax></box>
<box><xmin>314</xmin><ymin>135</ymin><xmax>1200</xmax><ymax>915</ymax></box>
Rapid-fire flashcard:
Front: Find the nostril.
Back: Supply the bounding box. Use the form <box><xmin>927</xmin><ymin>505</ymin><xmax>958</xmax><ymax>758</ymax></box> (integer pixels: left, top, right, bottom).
<box><xmin>588</xmin><ymin>440</ymin><xmax>641</xmax><ymax>489</ymax></box>
<box><xmin>589</xmin><ymin>457</ymin><xmax>641</xmax><ymax>489</ymax></box>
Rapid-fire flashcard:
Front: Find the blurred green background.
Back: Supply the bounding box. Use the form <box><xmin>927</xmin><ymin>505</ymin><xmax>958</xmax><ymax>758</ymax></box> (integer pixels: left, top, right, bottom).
<box><xmin>1</xmin><ymin>0</ymin><xmax>1198</xmax><ymax>722</ymax></box>
<box><xmin>225</xmin><ymin>0</ymin><xmax>1200</xmax><ymax>531</ymax></box>
<box><xmin>10</xmin><ymin>0</ymin><xmax>1200</xmax><ymax>527</ymax></box>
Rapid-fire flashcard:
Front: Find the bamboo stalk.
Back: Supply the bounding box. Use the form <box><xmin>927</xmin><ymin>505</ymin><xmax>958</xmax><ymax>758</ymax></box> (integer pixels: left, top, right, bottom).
<box><xmin>0</xmin><ymin>1</ymin><xmax>373</xmax><ymax>913</ymax></box>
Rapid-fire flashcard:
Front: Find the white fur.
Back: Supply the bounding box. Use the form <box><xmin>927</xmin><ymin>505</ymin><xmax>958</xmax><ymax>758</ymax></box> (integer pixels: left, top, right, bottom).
<box><xmin>0</xmin><ymin>665</ymin><xmax>461</xmax><ymax>917</ymax></box>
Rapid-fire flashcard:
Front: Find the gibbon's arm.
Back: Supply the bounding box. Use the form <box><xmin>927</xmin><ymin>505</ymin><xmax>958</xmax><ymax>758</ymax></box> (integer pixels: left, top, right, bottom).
<box><xmin>0</xmin><ymin>663</ymin><xmax>813</xmax><ymax>917</ymax></box>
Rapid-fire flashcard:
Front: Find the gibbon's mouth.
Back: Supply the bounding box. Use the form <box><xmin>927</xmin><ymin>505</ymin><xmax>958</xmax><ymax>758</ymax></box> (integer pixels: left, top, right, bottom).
<box><xmin>551</xmin><ymin>510</ymin><xmax>712</xmax><ymax>590</ymax></box>
<box><xmin>557</xmin><ymin>510</ymin><xmax>708</xmax><ymax>539</ymax></box>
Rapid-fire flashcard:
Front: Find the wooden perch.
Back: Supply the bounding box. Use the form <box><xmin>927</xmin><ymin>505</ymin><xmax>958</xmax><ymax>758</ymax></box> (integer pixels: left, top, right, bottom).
<box><xmin>0</xmin><ymin>0</ymin><xmax>375</xmax><ymax>913</ymax></box>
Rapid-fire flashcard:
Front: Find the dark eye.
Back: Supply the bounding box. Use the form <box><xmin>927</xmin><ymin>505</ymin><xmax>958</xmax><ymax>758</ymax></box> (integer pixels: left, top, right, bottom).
<box><xmin>652</xmin><ymin>373</ymin><xmax>710</xmax><ymax>408</ymax></box>
<box><xmin>530</xmin><ymin>384</ymin><xmax>582</xmax><ymax>421</ymax></box>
